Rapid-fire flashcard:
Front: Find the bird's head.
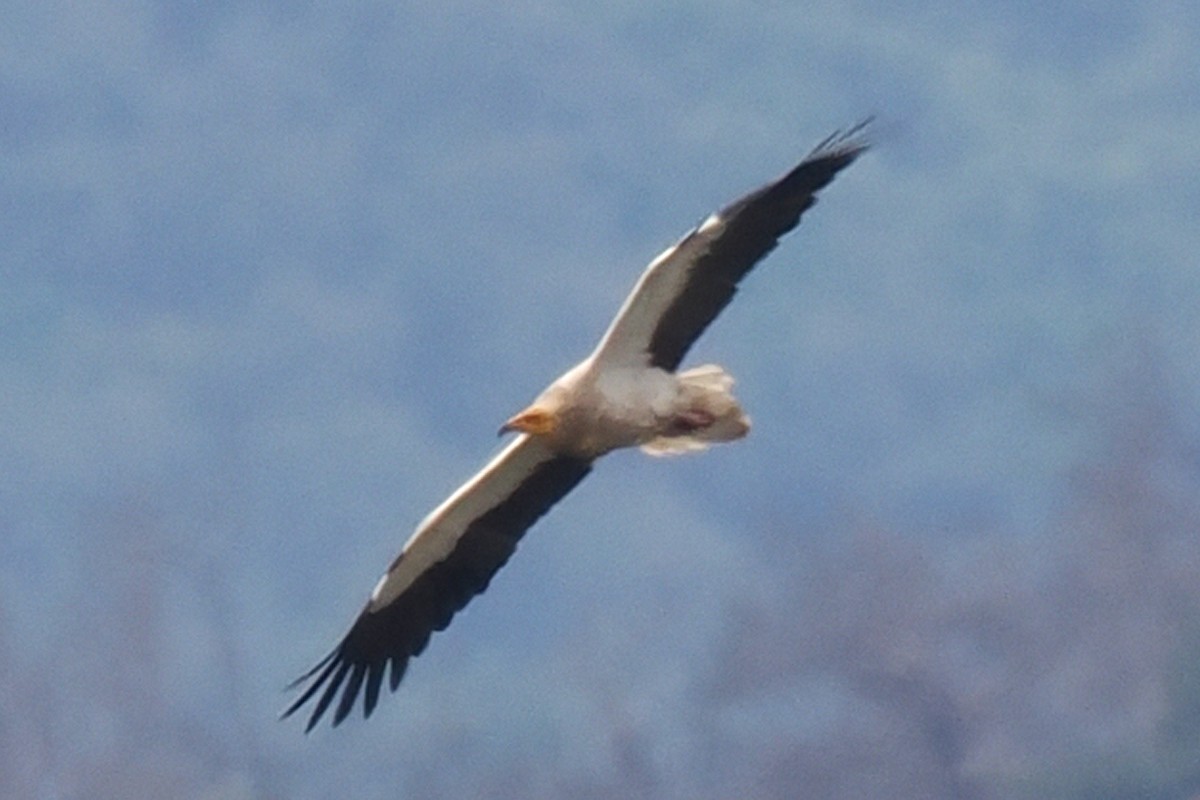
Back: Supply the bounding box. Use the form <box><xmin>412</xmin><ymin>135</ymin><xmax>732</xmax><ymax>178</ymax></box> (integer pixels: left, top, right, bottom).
<box><xmin>499</xmin><ymin>404</ymin><xmax>559</xmax><ymax>437</ymax></box>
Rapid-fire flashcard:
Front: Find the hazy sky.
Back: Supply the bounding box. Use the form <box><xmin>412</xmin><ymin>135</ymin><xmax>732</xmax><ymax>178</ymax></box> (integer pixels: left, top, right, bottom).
<box><xmin>2</xmin><ymin>2</ymin><xmax>1198</xmax><ymax>797</ymax></box>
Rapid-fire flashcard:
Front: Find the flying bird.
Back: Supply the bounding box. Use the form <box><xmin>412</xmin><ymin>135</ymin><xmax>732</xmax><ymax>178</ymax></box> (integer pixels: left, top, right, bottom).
<box><xmin>284</xmin><ymin>123</ymin><xmax>869</xmax><ymax>731</ymax></box>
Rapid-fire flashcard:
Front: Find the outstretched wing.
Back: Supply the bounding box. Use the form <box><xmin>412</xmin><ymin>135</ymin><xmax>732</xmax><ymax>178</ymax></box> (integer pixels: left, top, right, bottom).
<box><xmin>283</xmin><ymin>436</ymin><xmax>592</xmax><ymax>731</ymax></box>
<box><xmin>591</xmin><ymin>122</ymin><xmax>869</xmax><ymax>372</ymax></box>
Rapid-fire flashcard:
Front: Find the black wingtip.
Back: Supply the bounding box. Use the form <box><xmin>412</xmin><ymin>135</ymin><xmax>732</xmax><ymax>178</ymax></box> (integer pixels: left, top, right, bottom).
<box><xmin>283</xmin><ymin>648</ymin><xmax>337</xmax><ymax>694</ymax></box>
<box><xmin>363</xmin><ymin>660</ymin><xmax>386</xmax><ymax>719</ymax></box>
<box><xmin>306</xmin><ymin>660</ymin><xmax>352</xmax><ymax>731</ymax></box>
<box><xmin>333</xmin><ymin>663</ymin><xmax>367</xmax><ymax>726</ymax></box>
<box><xmin>280</xmin><ymin>648</ymin><xmax>347</xmax><ymax>733</ymax></box>
<box><xmin>807</xmin><ymin>117</ymin><xmax>873</xmax><ymax>160</ymax></box>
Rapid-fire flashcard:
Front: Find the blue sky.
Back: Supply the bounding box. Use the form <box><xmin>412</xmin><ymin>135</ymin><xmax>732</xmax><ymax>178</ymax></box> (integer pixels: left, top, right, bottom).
<box><xmin>3</xmin><ymin>2</ymin><xmax>1199</xmax><ymax>797</ymax></box>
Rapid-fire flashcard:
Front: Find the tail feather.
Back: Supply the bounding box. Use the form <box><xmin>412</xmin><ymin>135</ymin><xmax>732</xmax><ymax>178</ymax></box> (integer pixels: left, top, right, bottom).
<box><xmin>641</xmin><ymin>365</ymin><xmax>750</xmax><ymax>456</ymax></box>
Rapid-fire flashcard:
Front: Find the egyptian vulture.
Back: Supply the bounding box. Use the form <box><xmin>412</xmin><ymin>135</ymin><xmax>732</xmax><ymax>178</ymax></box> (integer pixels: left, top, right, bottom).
<box><xmin>284</xmin><ymin>123</ymin><xmax>868</xmax><ymax>730</ymax></box>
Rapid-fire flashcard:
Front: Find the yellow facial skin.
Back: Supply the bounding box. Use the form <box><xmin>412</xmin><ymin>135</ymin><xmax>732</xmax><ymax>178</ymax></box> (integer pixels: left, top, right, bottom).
<box><xmin>498</xmin><ymin>407</ymin><xmax>557</xmax><ymax>437</ymax></box>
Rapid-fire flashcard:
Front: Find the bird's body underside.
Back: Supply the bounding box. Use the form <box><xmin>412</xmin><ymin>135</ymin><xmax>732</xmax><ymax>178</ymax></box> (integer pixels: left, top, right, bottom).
<box><xmin>284</xmin><ymin>122</ymin><xmax>869</xmax><ymax>731</ymax></box>
<box><xmin>507</xmin><ymin>358</ymin><xmax>749</xmax><ymax>459</ymax></box>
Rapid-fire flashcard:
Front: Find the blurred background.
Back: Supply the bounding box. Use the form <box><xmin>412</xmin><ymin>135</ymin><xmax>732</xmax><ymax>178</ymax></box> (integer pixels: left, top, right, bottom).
<box><xmin>3</xmin><ymin>2</ymin><xmax>1199</xmax><ymax>798</ymax></box>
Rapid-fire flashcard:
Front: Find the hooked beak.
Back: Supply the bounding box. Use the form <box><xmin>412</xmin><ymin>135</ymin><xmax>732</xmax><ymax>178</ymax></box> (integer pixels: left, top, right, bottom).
<box><xmin>499</xmin><ymin>406</ymin><xmax>557</xmax><ymax>437</ymax></box>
